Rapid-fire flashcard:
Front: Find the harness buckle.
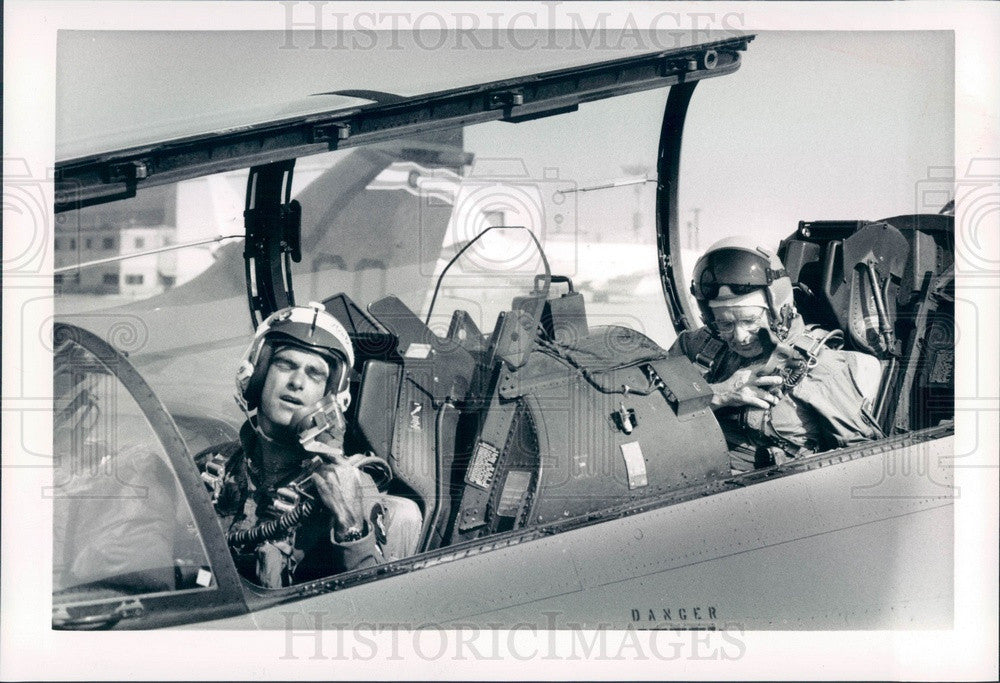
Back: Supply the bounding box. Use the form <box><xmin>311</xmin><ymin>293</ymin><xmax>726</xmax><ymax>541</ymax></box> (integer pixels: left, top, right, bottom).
<box><xmin>200</xmin><ymin>452</ymin><xmax>228</xmax><ymax>503</ymax></box>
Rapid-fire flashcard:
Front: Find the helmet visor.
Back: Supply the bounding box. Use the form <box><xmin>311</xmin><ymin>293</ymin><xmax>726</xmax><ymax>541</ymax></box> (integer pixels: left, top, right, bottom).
<box><xmin>692</xmin><ymin>248</ymin><xmax>786</xmax><ymax>301</ymax></box>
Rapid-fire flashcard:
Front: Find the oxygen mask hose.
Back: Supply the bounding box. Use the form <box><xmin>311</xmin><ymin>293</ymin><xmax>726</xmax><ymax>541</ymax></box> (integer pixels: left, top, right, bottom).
<box><xmin>226</xmin><ymin>454</ymin><xmax>393</xmax><ymax>550</ymax></box>
<box><xmin>226</xmin><ymin>392</ymin><xmax>395</xmax><ymax>549</ymax></box>
<box><xmin>227</xmin><ymin>500</ymin><xmax>317</xmax><ymax>547</ymax></box>
<box><xmin>227</xmin><ymin>454</ymin><xmax>389</xmax><ymax>548</ymax></box>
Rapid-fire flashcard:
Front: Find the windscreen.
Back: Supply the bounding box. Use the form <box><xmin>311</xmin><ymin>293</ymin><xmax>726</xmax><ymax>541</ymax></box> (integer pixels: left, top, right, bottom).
<box><xmin>54</xmin><ymin>85</ymin><xmax>675</xmax><ymax>437</ymax></box>
<box><xmin>53</xmin><ymin>137</ymin><xmax>460</xmax><ymax>434</ymax></box>
<box><xmin>53</xmin><ymin>333</ymin><xmax>215</xmax><ymax>599</ymax></box>
<box><xmin>419</xmin><ymin>87</ymin><xmax>676</xmax><ymax>348</ymax></box>
<box><xmin>676</xmin><ymin>32</ymin><xmax>954</xmax><ymax>327</ymax></box>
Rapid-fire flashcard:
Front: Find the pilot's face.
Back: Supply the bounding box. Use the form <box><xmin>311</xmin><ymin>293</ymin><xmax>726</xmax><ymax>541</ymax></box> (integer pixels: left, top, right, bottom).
<box><xmin>712</xmin><ymin>305</ymin><xmax>769</xmax><ymax>359</ymax></box>
<box><xmin>258</xmin><ymin>346</ymin><xmax>330</xmax><ymax>438</ymax></box>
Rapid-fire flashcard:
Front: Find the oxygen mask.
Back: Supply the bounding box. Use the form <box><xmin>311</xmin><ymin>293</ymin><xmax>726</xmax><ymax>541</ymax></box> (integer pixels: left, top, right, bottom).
<box><xmin>292</xmin><ymin>394</ymin><xmax>348</xmax><ymax>454</ymax></box>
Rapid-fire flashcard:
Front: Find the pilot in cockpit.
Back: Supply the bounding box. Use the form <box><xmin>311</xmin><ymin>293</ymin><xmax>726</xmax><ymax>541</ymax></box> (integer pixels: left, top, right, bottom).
<box><xmin>194</xmin><ymin>303</ymin><xmax>422</xmax><ymax>588</ymax></box>
<box><xmin>670</xmin><ymin>237</ymin><xmax>884</xmax><ymax>470</ymax></box>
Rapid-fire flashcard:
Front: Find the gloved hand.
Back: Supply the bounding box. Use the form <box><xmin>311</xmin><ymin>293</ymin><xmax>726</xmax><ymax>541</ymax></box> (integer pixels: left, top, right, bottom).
<box><xmin>310</xmin><ymin>458</ymin><xmax>368</xmax><ymax>543</ymax></box>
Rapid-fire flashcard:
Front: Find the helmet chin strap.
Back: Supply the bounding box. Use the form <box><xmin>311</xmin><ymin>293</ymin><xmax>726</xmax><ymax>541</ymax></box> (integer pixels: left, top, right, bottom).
<box><xmin>235</xmin><ymin>394</ymin><xmax>302</xmax><ymax>447</ymax></box>
<box><xmin>235</xmin><ymin>394</ymin><xmax>267</xmax><ymax>440</ymax></box>
<box><xmin>770</xmin><ymin>303</ymin><xmax>796</xmax><ymax>340</ymax></box>
<box><xmin>762</xmin><ymin>303</ymin><xmax>799</xmax><ymax>344</ymax></box>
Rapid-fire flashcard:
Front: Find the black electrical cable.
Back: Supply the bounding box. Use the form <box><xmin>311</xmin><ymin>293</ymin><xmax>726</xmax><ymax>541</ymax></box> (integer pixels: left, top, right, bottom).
<box><xmin>425</xmin><ymin>226</ymin><xmax>551</xmax><ymax>326</ymax></box>
<box><xmin>534</xmin><ymin>333</ymin><xmax>664</xmax><ymax>396</ymax></box>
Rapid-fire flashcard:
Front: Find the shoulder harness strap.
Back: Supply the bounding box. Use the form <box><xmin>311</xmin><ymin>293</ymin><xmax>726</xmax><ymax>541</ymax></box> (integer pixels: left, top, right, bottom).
<box><xmin>688</xmin><ymin>327</ymin><xmax>728</xmax><ymax>374</ymax></box>
<box><xmin>788</xmin><ymin>327</ymin><xmax>843</xmax><ymax>366</ymax></box>
<box><xmin>762</xmin><ymin>327</ymin><xmax>844</xmax><ymax>390</ymax></box>
<box><xmin>197</xmin><ymin>441</ymin><xmax>244</xmax><ymax>505</ymax></box>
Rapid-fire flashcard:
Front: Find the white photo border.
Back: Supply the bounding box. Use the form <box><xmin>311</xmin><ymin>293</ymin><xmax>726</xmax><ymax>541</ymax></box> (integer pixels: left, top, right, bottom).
<box><xmin>2</xmin><ymin>1</ymin><xmax>997</xmax><ymax>680</ymax></box>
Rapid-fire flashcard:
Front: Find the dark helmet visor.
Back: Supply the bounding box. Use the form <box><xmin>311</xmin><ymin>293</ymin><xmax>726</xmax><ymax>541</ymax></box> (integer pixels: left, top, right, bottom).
<box><xmin>692</xmin><ymin>248</ymin><xmax>786</xmax><ymax>301</ymax></box>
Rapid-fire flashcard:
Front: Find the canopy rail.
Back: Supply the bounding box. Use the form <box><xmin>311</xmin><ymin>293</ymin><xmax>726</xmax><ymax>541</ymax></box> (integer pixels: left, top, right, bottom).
<box><xmin>54</xmin><ymin>37</ymin><xmax>752</xmax><ymax>212</ymax></box>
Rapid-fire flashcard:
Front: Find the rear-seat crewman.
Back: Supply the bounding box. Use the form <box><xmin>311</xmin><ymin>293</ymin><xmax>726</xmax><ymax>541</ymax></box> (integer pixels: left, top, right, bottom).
<box><xmin>670</xmin><ymin>237</ymin><xmax>883</xmax><ymax>470</ymax></box>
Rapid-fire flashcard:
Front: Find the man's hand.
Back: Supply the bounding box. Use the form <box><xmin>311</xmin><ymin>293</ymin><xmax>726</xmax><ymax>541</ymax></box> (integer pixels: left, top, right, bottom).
<box><xmin>310</xmin><ymin>462</ymin><xmax>366</xmax><ymax>543</ymax></box>
<box><xmin>709</xmin><ymin>369</ymin><xmax>784</xmax><ymax>410</ymax></box>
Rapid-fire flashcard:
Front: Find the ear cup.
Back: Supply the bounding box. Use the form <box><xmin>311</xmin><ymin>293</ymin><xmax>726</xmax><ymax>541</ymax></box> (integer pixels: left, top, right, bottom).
<box><xmin>244</xmin><ymin>342</ymin><xmax>273</xmax><ymax>411</ymax></box>
<box><xmin>337</xmin><ymin>389</ymin><xmax>351</xmax><ymax>412</ymax></box>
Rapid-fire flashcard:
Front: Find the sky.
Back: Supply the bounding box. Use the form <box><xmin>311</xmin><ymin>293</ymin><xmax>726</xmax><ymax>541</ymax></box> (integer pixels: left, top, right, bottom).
<box><xmin>682</xmin><ymin>31</ymin><xmax>953</xmax><ymax>247</ymax></box>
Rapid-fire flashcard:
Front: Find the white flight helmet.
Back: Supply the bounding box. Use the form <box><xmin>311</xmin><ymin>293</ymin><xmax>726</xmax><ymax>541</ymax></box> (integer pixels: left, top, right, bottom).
<box><xmin>235</xmin><ymin>302</ymin><xmax>355</xmax><ymax>443</ymax></box>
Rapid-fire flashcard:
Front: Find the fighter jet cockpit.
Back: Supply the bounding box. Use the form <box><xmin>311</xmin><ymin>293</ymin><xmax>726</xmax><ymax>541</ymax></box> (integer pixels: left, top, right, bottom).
<box><xmin>48</xmin><ymin>33</ymin><xmax>956</xmax><ymax>630</ymax></box>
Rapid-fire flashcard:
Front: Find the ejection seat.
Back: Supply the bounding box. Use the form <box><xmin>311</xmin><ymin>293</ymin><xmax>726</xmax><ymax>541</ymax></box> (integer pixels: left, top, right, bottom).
<box><xmin>779</xmin><ymin>215</ymin><xmax>954</xmax><ymax>434</ymax></box>
<box><xmin>443</xmin><ymin>275</ymin><xmax>729</xmax><ymax>547</ymax></box>
<box><xmin>335</xmin><ymin>277</ymin><xmax>593</xmax><ymax>551</ymax></box>
<box><xmin>331</xmin><ymin>293</ymin><xmax>477</xmax><ymax>553</ymax></box>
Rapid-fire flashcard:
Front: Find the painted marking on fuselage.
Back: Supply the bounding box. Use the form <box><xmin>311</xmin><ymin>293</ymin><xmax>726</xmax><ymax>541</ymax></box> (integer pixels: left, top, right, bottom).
<box><xmin>631</xmin><ymin>606</ymin><xmax>718</xmax><ymax>623</ymax></box>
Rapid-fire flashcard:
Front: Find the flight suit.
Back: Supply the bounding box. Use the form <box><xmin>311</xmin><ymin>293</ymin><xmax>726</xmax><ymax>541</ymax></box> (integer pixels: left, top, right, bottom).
<box><xmin>670</xmin><ymin>319</ymin><xmax>884</xmax><ymax>468</ymax></box>
<box><xmin>195</xmin><ymin>422</ymin><xmax>422</xmax><ymax>587</ymax></box>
